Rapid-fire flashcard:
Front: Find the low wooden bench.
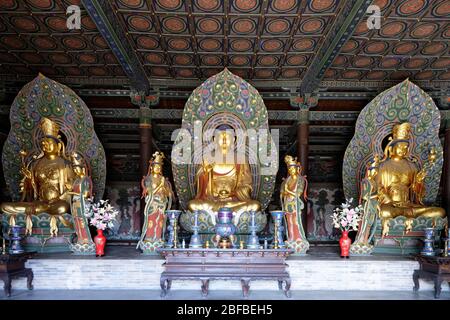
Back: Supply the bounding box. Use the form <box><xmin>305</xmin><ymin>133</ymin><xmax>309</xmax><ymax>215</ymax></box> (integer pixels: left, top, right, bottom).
<box><xmin>157</xmin><ymin>248</ymin><xmax>293</xmax><ymax>298</ymax></box>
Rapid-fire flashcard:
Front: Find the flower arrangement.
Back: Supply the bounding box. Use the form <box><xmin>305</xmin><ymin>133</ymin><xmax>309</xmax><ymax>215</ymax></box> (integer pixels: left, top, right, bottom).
<box><xmin>84</xmin><ymin>198</ymin><xmax>119</xmax><ymax>230</ymax></box>
<box><xmin>332</xmin><ymin>198</ymin><xmax>363</xmax><ymax>232</ymax></box>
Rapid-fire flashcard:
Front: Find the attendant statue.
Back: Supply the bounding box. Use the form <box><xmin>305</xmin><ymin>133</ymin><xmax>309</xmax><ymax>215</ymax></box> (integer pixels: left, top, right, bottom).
<box><xmin>187</xmin><ymin>125</ymin><xmax>261</xmax><ymax>217</ymax></box>
<box><xmin>69</xmin><ymin>152</ymin><xmax>95</xmax><ymax>248</ymax></box>
<box><xmin>366</xmin><ymin>123</ymin><xmax>445</xmax><ymax>236</ymax></box>
<box><xmin>0</xmin><ymin>117</ymin><xmax>76</xmax><ymax>236</ymax></box>
<box><xmin>280</xmin><ymin>155</ymin><xmax>309</xmax><ymax>254</ymax></box>
<box><xmin>138</xmin><ymin>151</ymin><xmax>173</xmax><ymax>253</ymax></box>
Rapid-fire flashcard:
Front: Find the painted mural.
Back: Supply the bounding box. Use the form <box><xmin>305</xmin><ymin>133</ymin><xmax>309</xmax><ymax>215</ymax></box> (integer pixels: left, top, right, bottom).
<box><xmin>306</xmin><ymin>184</ymin><xmax>345</xmax><ymax>241</ymax></box>
<box><xmin>104</xmin><ymin>182</ymin><xmax>141</xmax><ymax>241</ymax></box>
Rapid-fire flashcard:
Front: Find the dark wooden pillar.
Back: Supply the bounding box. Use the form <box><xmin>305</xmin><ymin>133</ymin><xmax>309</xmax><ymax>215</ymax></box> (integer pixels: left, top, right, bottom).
<box><xmin>139</xmin><ymin>106</ymin><xmax>152</xmax><ymax>229</ymax></box>
<box><xmin>297</xmin><ymin>109</ymin><xmax>309</xmax><ymax>234</ymax></box>
<box><xmin>443</xmin><ymin>121</ymin><xmax>450</xmax><ymax>223</ymax></box>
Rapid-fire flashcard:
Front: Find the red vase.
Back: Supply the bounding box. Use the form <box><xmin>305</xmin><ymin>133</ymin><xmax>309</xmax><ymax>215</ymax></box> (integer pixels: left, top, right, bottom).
<box><xmin>94</xmin><ymin>229</ymin><xmax>106</xmax><ymax>257</ymax></box>
<box><xmin>339</xmin><ymin>230</ymin><xmax>351</xmax><ymax>258</ymax></box>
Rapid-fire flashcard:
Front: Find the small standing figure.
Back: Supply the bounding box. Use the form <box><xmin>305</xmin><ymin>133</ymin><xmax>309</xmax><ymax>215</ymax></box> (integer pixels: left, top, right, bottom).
<box><xmin>69</xmin><ymin>152</ymin><xmax>96</xmax><ymax>254</ymax></box>
<box><xmin>137</xmin><ymin>152</ymin><xmax>174</xmax><ymax>254</ymax></box>
<box><xmin>280</xmin><ymin>155</ymin><xmax>310</xmax><ymax>254</ymax></box>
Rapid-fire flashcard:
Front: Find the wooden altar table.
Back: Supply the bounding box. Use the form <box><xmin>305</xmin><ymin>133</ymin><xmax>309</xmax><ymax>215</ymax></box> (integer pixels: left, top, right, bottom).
<box><xmin>0</xmin><ymin>252</ymin><xmax>34</xmax><ymax>297</ymax></box>
<box><xmin>157</xmin><ymin>248</ymin><xmax>293</xmax><ymax>298</ymax></box>
<box><xmin>413</xmin><ymin>255</ymin><xmax>450</xmax><ymax>299</ymax></box>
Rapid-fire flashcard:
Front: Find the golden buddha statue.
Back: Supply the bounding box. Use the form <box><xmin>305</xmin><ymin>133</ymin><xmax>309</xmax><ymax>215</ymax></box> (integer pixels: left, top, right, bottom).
<box><xmin>187</xmin><ymin>125</ymin><xmax>261</xmax><ymax>215</ymax></box>
<box><xmin>373</xmin><ymin>122</ymin><xmax>445</xmax><ymax>236</ymax></box>
<box><xmin>0</xmin><ymin>117</ymin><xmax>76</xmax><ymax>236</ymax></box>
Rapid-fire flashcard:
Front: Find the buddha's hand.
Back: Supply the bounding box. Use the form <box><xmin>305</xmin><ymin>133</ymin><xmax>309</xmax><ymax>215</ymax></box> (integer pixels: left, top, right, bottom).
<box><xmin>20</xmin><ymin>166</ymin><xmax>32</xmax><ymax>180</ymax></box>
<box><xmin>201</xmin><ymin>159</ymin><xmax>213</xmax><ymax>173</ymax></box>
<box><xmin>416</xmin><ymin>170</ymin><xmax>426</xmax><ymax>182</ymax></box>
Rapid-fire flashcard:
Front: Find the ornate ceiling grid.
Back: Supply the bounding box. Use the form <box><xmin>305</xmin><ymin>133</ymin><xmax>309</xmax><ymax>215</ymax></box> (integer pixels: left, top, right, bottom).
<box><xmin>111</xmin><ymin>0</ymin><xmax>343</xmax><ymax>81</ymax></box>
<box><xmin>0</xmin><ymin>0</ymin><xmax>126</xmax><ymax>79</ymax></box>
<box><xmin>327</xmin><ymin>0</ymin><xmax>450</xmax><ymax>82</ymax></box>
<box><xmin>0</xmin><ymin>0</ymin><xmax>448</xmax><ymax>91</ymax></box>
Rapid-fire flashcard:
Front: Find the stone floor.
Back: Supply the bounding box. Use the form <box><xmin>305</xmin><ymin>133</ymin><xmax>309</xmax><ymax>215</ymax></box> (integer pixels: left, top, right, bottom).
<box><xmin>2</xmin><ymin>289</ymin><xmax>449</xmax><ymax>300</ymax></box>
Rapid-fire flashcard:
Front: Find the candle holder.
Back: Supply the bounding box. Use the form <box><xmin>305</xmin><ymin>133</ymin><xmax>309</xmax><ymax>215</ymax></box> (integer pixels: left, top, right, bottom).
<box><xmin>246</xmin><ymin>210</ymin><xmax>260</xmax><ymax>249</ymax></box>
<box><xmin>6</xmin><ymin>225</ymin><xmax>24</xmax><ymax>254</ymax></box>
<box><xmin>270</xmin><ymin>211</ymin><xmax>285</xmax><ymax>249</ymax></box>
<box><xmin>189</xmin><ymin>210</ymin><xmax>203</xmax><ymax>248</ymax></box>
<box><xmin>421</xmin><ymin>227</ymin><xmax>435</xmax><ymax>256</ymax></box>
<box><xmin>443</xmin><ymin>238</ymin><xmax>449</xmax><ymax>257</ymax></box>
<box><xmin>166</xmin><ymin>210</ymin><xmax>182</xmax><ymax>248</ymax></box>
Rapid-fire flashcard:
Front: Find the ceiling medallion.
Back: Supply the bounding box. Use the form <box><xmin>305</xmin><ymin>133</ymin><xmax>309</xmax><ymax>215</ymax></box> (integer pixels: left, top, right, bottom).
<box><xmin>62</xmin><ymin>36</ymin><xmax>88</xmax><ymax>50</ymax></box>
<box><xmin>195</xmin><ymin>0</ymin><xmax>220</xmax><ymax>11</ymax></box>
<box><xmin>168</xmin><ymin>38</ymin><xmax>191</xmax><ymax>51</ymax></box>
<box><xmin>266</xmin><ymin>19</ymin><xmax>290</xmax><ymax>34</ymax></box>
<box><xmin>392</xmin><ymin>42</ymin><xmax>418</xmax><ymax>55</ymax></box>
<box><xmin>129</xmin><ymin>15</ymin><xmax>152</xmax><ymax>32</ymax></box>
<box><xmin>292</xmin><ymin>38</ymin><xmax>315</xmax><ymax>51</ymax></box>
<box><xmin>118</xmin><ymin>0</ymin><xmax>145</xmax><ymax>9</ymax></box>
<box><xmin>261</xmin><ymin>39</ymin><xmax>283</xmax><ymax>52</ymax></box>
<box><xmin>230</xmin><ymin>39</ymin><xmax>252</xmax><ymax>52</ymax></box>
<box><xmin>199</xmin><ymin>38</ymin><xmax>221</xmax><ymax>51</ymax></box>
<box><xmin>229</xmin><ymin>55</ymin><xmax>249</xmax><ymax>66</ymax></box>
<box><xmin>233</xmin><ymin>0</ymin><xmax>259</xmax><ymax>12</ymax></box>
<box><xmin>379</xmin><ymin>21</ymin><xmax>407</xmax><ymax>37</ymax></box>
<box><xmin>309</xmin><ymin>0</ymin><xmax>336</xmax><ymax>13</ymax></box>
<box><xmin>197</xmin><ymin>17</ymin><xmax>221</xmax><ymax>34</ymax></box>
<box><xmin>163</xmin><ymin>16</ymin><xmax>187</xmax><ymax>33</ymax></box>
<box><xmin>10</xmin><ymin>16</ymin><xmax>38</xmax><ymax>32</ymax></box>
<box><xmin>410</xmin><ymin>23</ymin><xmax>439</xmax><ymax>38</ymax></box>
<box><xmin>433</xmin><ymin>1</ymin><xmax>450</xmax><ymax>17</ymax></box>
<box><xmin>26</xmin><ymin>0</ymin><xmax>54</xmax><ymax>10</ymax></box>
<box><xmin>136</xmin><ymin>36</ymin><xmax>159</xmax><ymax>49</ymax></box>
<box><xmin>421</xmin><ymin>42</ymin><xmax>447</xmax><ymax>55</ymax></box>
<box><xmin>300</xmin><ymin>18</ymin><xmax>325</xmax><ymax>33</ymax></box>
<box><xmin>173</xmin><ymin>54</ymin><xmax>192</xmax><ymax>65</ymax></box>
<box><xmin>232</xmin><ymin>18</ymin><xmax>256</xmax><ymax>34</ymax></box>
<box><xmin>397</xmin><ymin>0</ymin><xmax>427</xmax><ymax>16</ymax></box>
<box><xmin>259</xmin><ymin>55</ymin><xmax>278</xmax><ymax>66</ymax></box>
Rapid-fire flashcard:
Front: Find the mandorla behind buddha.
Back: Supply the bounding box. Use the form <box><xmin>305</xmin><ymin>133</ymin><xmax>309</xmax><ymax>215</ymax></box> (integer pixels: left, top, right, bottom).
<box><xmin>368</xmin><ymin>122</ymin><xmax>445</xmax><ymax>236</ymax></box>
<box><xmin>188</xmin><ymin>125</ymin><xmax>260</xmax><ymax>216</ymax></box>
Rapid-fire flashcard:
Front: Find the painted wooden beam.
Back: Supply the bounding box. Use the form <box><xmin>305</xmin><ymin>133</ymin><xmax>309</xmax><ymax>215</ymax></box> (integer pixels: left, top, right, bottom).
<box><xmin>81</xmin><ymin>0</ymin><xmax>150</xmax><ymax>92</ymax></box>
<box><xmin>299</xmin><ymin>0</ymin><xmax>373</xmax><ymax>95</ymax></box>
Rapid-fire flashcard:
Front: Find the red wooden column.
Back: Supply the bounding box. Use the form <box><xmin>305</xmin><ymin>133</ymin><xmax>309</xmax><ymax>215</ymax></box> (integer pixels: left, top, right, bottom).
<box><xmin>297</xmin><ymin>108</ymin><xmax>309</xmax><ymax>233</ymax></box>
<box><xmin>443</xmin><ymin>120</ymin><xmax>450</xmax><ymax>223</ymax></box>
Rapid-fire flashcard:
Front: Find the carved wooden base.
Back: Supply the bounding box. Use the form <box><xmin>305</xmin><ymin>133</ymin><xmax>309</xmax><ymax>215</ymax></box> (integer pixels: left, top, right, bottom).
<box><xmin>158</xmin><ymin>248</ymin><xmax>293</xmax><ymax>298</ymax></box>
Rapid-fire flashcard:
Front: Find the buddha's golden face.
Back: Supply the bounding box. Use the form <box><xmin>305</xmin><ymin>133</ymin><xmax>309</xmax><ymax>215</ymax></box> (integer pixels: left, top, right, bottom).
<box><xmin>152</xmin><ymin>163</ymin><xmax>162</xmax><ymax>175</ymax></box>
<box><xmin>288</xmin><ymin>165</ymin><xmax>298</xmax><ymax>176</ymax></box>
<box><xmin>41</xmin><ymin>137</ymin><xmax>60</xmax><ymax>155</ymax></box>
<box><xmin>216</xmin><ymin>131</ymin><xmax>233</xmax><ymax>154</ymax></box>
<box><xmin>392</xmin><ymin>142</ymin><xmax>409</xmax><ymax>158</ymax></box>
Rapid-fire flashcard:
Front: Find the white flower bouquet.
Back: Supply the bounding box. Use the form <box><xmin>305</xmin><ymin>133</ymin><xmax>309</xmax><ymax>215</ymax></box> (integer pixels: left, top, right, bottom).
<box><xmin>332</xmin><ymin>198</ymin><xmax>363</xmax><ymax>232</ymax></box>
<box><xmin>84</xmin><ymin>199</ymin><xmax>119</xmax><ymax>230</ymax></box>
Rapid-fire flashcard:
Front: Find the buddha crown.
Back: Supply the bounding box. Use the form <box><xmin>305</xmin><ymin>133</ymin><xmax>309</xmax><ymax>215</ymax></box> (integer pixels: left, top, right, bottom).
<box><xmin>151</xmin><ymin>151</ymin><xmax>165</xmax><ymax>165</ymax></box>
<box><xmin>392</xmin><ymin>122</ymin><xmax>411</xmax><ymax>141</ymax></box>
<box><xmin>40</xmin><ymin>117</ymin><xmax>60</xmax><ymax>138</ymax></box>
<box><xmin>285</xmin><ymin>155</ymin><xmax>300</xmax><ymax>167</ymax></box>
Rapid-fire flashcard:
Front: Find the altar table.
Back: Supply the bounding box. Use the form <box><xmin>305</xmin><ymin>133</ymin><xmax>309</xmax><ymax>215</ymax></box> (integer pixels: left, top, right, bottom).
<box><xmin>413</xmin><ymin>255</ymin><xmax>450</xmax><ymax>299</ymax></box>
<box><xmin>157</xmin><ymin>248</ymin><xmax>293</xmax><ymax>298</ymax></box>
<box><xmin>0</xmin><ymin>252</ymin><xmax>34</xmax><ymax>297</ymax></box>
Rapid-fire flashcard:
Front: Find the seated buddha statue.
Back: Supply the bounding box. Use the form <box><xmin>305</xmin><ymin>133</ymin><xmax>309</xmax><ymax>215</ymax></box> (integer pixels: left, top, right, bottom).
<box><xmin>0</xmin><ymin>117</ymin><xmax>76</xmax><ymax>236</ymax></box>
<box><xmin>188</xmin><ymin>125</ymin><xmax>261</xmax><ymax>216</ymax></box>
<box><xmin>373</xmin><ymin>122</ymin><xmax>445</xmax><ymax>236</ymax></box>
